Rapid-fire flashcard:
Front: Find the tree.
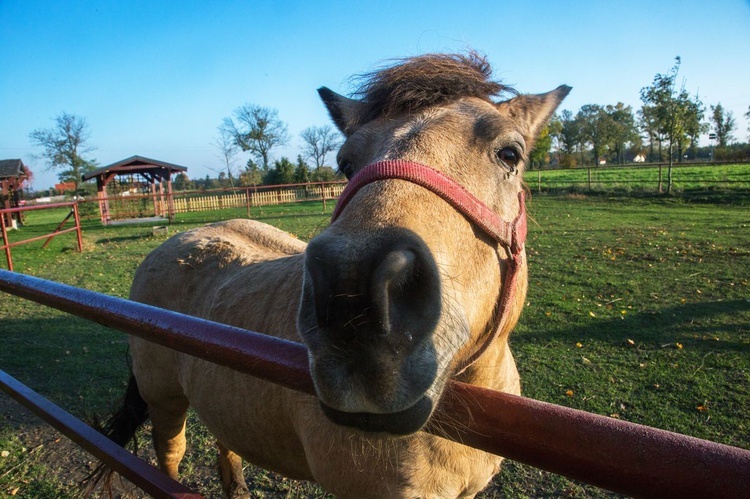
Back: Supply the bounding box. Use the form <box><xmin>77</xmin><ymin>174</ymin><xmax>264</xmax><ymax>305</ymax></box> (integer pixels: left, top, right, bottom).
<box><xmin>639</xmin><ymin>57</ymin><xmax>702</xmax><ymax>192</ymax></box>
<box><xmin>604</xmin><ymin>103</ymin><xmax>639</xmax><ymax>164</ymax></box>
<box><xmin>212</xmin><ymin>126</ymin><xmax>240</xmax><ymax>187</ymax></box>
<box><xmin>240</xmin><ymin>159</ymin><xmax>263</xmax><ymax>187</ymax></box>
<box><xmin>554</xmin><ymin>110</ymin><xmax>581</xmax><ymax>167</ymax></box>
<box><xmin>222</xmin><ymin>105</ymin><xmax>289</xmax><ymax>172</ymax></box>
<box><xmin>300</xmin><ymin>125</ymin><xmax>341</xmax><ymax>174</ymax></box>
<box><xmin>294</xmin><ymin>155</ymin><xmax>310</xmax><ymax>184</ymax></box>
<box><xmin>746</xmin><ymin>106</ymin><xmax>750</xmax><ymax>141</ymax></box>
<box><xmin>265</xmin><ymin>157</ymin><xmax>295</xmax><ymax>185</ymax></box>
<box><xmin>577</xmin><ymin>104</ymin><xmax>612</xmax><ymax>165</ymax></box>
<box><xmin>710</xmin><ymin>103</ymin><xmax>736</xmax><ymax>148</ymax></box>
<box><xmin>529</xmin><ymin>125</ymin><xmax>552</xmax><ymax>168</ymax></box>
<box><xmin>172</xmin><ymin>172</ymin><xmax>192</xmax><ymax>191</ymax></box>
<box><xmin>29</xmin><ymin>112</ymin><xmax>97</xmax><ymax>191</ymax></box>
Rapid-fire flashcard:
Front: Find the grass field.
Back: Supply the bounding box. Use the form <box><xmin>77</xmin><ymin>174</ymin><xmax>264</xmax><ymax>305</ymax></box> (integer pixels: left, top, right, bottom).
<box><xmin>1</xmin><ymin>188</ymin><xmax>748</xmax><ymax>497</ymax></box>
<box><xmin>531</xmin><ymin>162</ymin><xmax>750</xmax><ymax>197</ymax></box>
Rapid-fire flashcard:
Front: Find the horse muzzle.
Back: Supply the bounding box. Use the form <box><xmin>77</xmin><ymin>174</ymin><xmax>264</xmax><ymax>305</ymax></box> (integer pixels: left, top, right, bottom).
<box><xmin>298</xmin><ymin>227</ymin><xmax>443</xmax><ymax>434</ymax></box>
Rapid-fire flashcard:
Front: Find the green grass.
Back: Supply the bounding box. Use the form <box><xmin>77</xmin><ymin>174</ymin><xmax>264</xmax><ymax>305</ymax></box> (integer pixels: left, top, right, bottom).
<box><xmin>531</xmin><ymin>162</ymin><xmax>750</xmax><ymax>198</ymax></box>
<box><xmin>1</xmin><ymin>192</ymin><xmax>748</xmax><ymax>497</ymax></box>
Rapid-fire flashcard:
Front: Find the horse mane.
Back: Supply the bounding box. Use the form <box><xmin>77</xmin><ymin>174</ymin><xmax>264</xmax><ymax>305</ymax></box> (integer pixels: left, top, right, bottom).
<box><xmin>352</xmin><ymin>51</ymin><xmax>516</xmax><ymax>123</ymax></box>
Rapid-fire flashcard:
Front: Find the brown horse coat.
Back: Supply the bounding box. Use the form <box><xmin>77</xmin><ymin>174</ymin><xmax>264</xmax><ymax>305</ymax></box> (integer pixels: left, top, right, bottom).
<box><xmin>126</xmin><ymin>52</ymin><xmax>569</xmax><ymax>498</ymax></box>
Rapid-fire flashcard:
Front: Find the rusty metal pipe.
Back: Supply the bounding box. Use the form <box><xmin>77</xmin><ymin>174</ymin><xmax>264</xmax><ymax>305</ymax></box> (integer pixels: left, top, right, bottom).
<box><xmin>1</xmin><ymin>269</ymin><xmax>749</xmax><ymax>498</ymax></box>
<box><xmin>0</xmin><ymin>370</ymin><xmax>202</xmax><ymax>499</ymax></box>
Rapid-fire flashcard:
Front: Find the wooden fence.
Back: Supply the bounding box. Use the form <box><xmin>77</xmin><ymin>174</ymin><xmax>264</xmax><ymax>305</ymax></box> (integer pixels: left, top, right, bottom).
<box><xmin>75</xmin><ymin>181</ymin><xmax>348</xmax><ymax>224</ymax></box>
<box><xmin>171</xmin><ymin>183</ymin><xmax>346</xmax><ymax>214</ymax></box>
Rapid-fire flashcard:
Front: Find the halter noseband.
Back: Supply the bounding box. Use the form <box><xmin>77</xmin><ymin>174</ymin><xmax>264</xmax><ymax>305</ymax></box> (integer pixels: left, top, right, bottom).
<box><xmin>330</xmin><ymin>160</ymin><xmax>526</xmax><ymax>374</ymax></box>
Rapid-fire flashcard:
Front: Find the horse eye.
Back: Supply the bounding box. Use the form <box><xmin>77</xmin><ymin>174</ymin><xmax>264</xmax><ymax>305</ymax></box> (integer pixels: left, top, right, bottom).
<box><xmin>495</xmin><ymin>147</ymin><xmax>519</xmax><ymax>171</ymax></box>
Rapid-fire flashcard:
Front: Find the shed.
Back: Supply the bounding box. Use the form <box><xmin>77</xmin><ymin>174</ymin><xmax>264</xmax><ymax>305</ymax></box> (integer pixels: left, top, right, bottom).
<box><xmin>0</xmin><ymin>159</ymin><xmax>30</xmax><ymax>227</ymax></box>
<box><xmin>82</xmin><ymin>155</ymin><xmax>187</xmax><ymax>224</ymax></box>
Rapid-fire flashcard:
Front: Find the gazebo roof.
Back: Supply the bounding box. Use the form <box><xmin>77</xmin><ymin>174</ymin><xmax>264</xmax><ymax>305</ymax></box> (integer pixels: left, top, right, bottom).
<box><xmin>0</xmin><ymin>159</ymin><xmax>27</xmax><ymax>179</ymax></box>
<box><xmin>82</xmin><ymin>155</ymin><xmax>188</xmax><ymax>181</ymax></box>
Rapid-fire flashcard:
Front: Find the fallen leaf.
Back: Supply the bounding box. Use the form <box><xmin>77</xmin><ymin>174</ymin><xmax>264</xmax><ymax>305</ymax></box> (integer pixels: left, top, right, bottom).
<box><xmin>626</xmin><ymin>339</ymin><xmax>635</xmax><ymax>346</ymax></box>
<box><xmin>676</xmin><ymin>343</ymin><xmax>683</xmax><ymax>349</ymax></box>
<box><xmin>576</xmin><ymin>342</ymin><xmax>583</xmax><ymax>348</ymax></box>
<box><xmin>588</xmin><ymin>311</ymin><xmax>596</xmax><ymax>317</ymax></box>
<box><xmin>565</xmin><ymin>389</ymin><xmax>574</xmax><ymax>397</ymax></box>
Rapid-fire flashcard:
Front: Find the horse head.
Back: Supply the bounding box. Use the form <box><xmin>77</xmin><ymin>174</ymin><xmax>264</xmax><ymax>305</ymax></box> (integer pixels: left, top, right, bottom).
<box><xmin>298</xmin><ymin>52</ymin><xmax>570</xmax><ymax>435</ymax></box>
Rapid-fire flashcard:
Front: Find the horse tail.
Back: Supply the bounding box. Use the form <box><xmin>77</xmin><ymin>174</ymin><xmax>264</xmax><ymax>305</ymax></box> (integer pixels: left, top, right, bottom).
<box><xmin>99</xmin><ymin>374</ymin><xmax>149</xmax><ymax>448</ymax></box>
<box><xmin>84</xmin><ymin>375</ymin><xmax>149</xmax><ymax>496</ymax></box>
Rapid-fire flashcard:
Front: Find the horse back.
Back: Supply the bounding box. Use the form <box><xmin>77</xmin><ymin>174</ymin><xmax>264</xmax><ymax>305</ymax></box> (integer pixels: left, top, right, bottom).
<box><xmin>130</xmin><ymin>218</ymin><xmax>306</xmax><ymax>338</ymax></box>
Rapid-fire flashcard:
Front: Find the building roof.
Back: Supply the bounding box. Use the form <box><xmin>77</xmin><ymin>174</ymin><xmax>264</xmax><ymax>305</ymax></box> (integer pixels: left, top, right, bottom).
<box><xmin>82</xmin><ymin>155</ymin><xmax>188</xmax><ymax>181</ymax></box>
<box><xmin>0</xmin><ymin>159</ymin><xmax>27</xmax><ymax>179</ymax></box>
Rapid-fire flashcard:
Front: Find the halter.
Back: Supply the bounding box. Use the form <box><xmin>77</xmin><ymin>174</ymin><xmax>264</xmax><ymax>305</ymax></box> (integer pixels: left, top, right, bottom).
<box><xmin>330</xmin><ymin>159</ymin><xmax>527</xmax><ymax>374</ymax></box>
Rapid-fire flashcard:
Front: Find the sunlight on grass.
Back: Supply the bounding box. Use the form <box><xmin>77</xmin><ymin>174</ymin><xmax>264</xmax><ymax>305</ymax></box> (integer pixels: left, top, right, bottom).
<box><xmin>1</xmin><ymin>194</ymin><xmax>748</xmax><ymax>497</ymax></box>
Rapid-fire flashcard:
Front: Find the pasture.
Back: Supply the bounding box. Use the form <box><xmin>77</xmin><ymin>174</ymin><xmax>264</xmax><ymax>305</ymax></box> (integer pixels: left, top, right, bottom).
<box><xmin>1</xmin><ymin>190</ymin><xmax>748</xmax><ymax>497</ymax></box>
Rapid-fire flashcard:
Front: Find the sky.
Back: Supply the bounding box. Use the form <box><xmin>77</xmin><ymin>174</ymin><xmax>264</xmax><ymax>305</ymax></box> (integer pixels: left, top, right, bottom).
<box><xmin>1</xmin><ymin>0</ymin><xmax>749</xmax><ymax>191</ymax></box>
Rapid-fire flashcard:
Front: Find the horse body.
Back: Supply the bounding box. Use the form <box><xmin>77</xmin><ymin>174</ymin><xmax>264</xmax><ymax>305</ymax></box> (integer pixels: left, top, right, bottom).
<box><xmin>121</xmin><ymin>53</ymin><xmax>569</xmax><ymax>498</ymax></box>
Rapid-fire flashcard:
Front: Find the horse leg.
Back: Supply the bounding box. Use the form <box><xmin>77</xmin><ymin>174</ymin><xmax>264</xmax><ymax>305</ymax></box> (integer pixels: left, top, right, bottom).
<box><xmin>149</xmin><ymin>403</ymin><xmax>189</xmax><ymax>479</ymax></box>
<box><xmin>217</xmin><ymin>441</ymin><xmax>250</xmax><ymax>499</ymax></box>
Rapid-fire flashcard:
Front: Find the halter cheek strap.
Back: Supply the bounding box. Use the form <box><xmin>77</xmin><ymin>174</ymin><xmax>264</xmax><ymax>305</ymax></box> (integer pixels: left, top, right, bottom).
<box><xmin>330</xmin><ymin>160</ymin><xmax>527</xmax><ymax>374</ymax></box>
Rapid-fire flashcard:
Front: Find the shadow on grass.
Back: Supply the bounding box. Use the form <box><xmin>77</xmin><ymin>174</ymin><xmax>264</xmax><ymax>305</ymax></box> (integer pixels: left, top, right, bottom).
<box><xmin>520</xmin><ymin>299</ymin><xmax>750</xmax><ymax>353</ymax></box>
<box><xmin>94</xmin><ymin>233</ymin><xmax>153</xmax><ymax>244</ymax></box>
<box><xmin>1</xmin><ymin>316</ymin><xmax>131</xmax><ymax>416</ymax></box>
<box><xmin>537</xmin><ymin>187</ymin><xmax>750</xmax><ymax>206</ymax></box>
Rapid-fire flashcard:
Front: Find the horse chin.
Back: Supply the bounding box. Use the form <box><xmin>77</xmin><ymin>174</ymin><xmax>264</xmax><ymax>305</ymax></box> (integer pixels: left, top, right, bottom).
<box><xmin>320</xmin><ymin>395</ymin><xmax>434</xmax><ymax>436</ymax></box>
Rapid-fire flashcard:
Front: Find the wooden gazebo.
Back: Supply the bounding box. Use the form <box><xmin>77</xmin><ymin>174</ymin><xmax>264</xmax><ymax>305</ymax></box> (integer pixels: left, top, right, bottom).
<box><xmin>82</xmin><ymin>155</ymin><xmax>187</xmax><ymax>225</ymax></box>
<box><xmin>0</xmin><ymin>159</ymin><xmax>30</xmax><ymax>227</ymax></box>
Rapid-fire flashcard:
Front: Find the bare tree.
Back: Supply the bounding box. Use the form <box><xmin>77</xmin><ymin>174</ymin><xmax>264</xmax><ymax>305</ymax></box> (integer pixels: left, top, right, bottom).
<box><xmin>29</xmin><ymin>112</ymin><xmax>96</xmax><ymax>191</ymax></box>
<box><xmin>222</xmin><ymin>105</ymin><xmax>289</xmax><ymax>172</ymax></box>
<box><xmin>300</xmin><ymin>125</ymin><xmax>341</xmax><ymax>174</ymax></box>
<box><xmin>212</xmin><ymin>126</ymin><xmax>240</xmax><ymax>187</ymax></box>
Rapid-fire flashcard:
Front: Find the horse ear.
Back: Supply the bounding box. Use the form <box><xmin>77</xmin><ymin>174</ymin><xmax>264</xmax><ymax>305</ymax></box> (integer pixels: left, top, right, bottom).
<box><xmin>318</xmin><ymin>87</ymin><xmax>366</xmax><ymax>137</ymax></box>
<box><xmin>496</xmin><ymin>85</ymin><xmax>572</xmax><ymax>143</ymax></box>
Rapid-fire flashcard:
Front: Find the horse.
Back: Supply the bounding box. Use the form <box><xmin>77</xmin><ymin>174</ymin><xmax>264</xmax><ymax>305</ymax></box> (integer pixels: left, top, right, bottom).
<box><xmin>105</xmin><ymin>52</ymin><xmax>569</xmax><ymax>498</ymax></box>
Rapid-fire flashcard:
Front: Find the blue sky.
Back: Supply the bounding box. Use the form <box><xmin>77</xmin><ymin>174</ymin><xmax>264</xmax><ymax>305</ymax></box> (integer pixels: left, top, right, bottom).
<box><xmin>2</xmin><ymin>0</ymin><xmax>749</xmax><ymax>190</ymax></box>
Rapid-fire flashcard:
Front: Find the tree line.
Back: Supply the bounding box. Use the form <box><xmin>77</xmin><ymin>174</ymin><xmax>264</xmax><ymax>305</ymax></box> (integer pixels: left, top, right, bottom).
<box><xmin>532</xmin><ymin>57</ymin><xmax>749</xmax><ymax>171</ymax></box>
<box><xmin>26</xmin><ymin>105</ymin><xmax>344</xmax><ymax>195</ymax></box>
<box><xmin>27</xmin><ymin>56</ymin><xmax>749</xmax><ymax>195</ymax></box>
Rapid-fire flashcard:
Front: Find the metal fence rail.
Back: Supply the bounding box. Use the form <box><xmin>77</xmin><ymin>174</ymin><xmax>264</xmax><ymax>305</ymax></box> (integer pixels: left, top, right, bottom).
<box><xmin>1</xmin><ymin>269</ymin><xmax>749</xmax><ymax>498</ymax></box>
<box><xmin>0</xmin><ymin>202</ymin><xmax>83</xmax><ymax>271</ymax></box>
<box><xmin>0</xmin><ymin>370</ymin><xmax>202</xmax><ymax>499</ymax></box>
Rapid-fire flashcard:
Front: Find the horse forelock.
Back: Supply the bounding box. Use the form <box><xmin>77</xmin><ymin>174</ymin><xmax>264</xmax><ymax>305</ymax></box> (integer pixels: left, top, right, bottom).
<box><xmin>352</xmin><ymin>51</ymin><xmax>516</xmax><ymax>125</ymax></box>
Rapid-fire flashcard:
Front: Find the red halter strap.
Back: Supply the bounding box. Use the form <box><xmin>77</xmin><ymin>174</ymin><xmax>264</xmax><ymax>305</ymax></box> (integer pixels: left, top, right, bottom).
<box><xmin>330</xmin><ymin>160</ymin><xmax>527</xmax><ymax>373</ymax></box>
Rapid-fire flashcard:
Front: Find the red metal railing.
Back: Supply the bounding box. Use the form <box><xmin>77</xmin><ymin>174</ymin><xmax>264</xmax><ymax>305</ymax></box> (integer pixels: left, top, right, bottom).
<box><xmin>1</xmin><ymin>269</ymin><xmax>749</xmax><ymax>498</ymax></box>
<box><xmin>0</xmin><ymin>371</ymin><xmax>202</xmax><ymax>499</ymax></box>
<box><xmin>0</xmin><ymin>202</ymin><xmax>83</xmax><ymax>271</ymax></box>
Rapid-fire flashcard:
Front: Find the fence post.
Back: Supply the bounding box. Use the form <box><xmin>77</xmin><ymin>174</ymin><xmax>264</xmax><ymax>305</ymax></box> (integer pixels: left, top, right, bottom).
<box><xmin>73</xmin><ymin>203</ymin><xmax>83</xmax><ymax>252</ymax></box>
<box><xmin>0</xmin><ymin>211</ymin><xmax>11</xmax><ymax>271</ymax></box>
<box><xmin>321</xmin><ymin>182</ymin><xmax>327</xmax><ymax>212</ymax></box>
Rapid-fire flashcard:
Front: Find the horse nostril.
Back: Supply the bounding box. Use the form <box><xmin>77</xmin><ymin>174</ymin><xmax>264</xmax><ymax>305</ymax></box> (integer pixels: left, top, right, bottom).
<box><xmin>371</xmin><ymin>249</ymin><xmax>418</xmax><ymax>336</ymax></box>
